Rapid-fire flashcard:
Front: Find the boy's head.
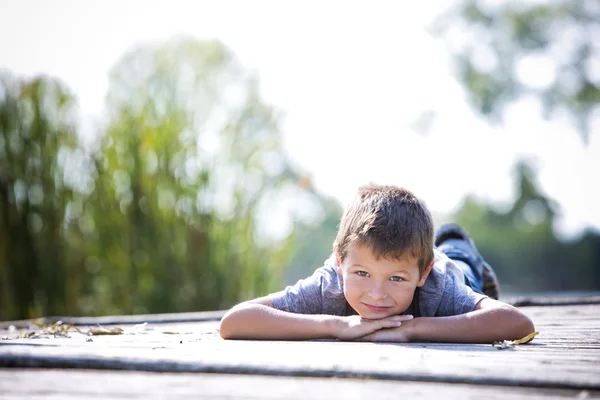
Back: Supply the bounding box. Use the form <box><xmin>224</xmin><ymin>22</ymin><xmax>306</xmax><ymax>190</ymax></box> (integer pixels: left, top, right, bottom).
<box><xmin>333</xmin><ymin>185</ymin><xmax>435</xmax><ymax>318</ymax></box>
<box><xmin>334</xmin><ymin>184</ymin><xmax>434</xmax><ymax>274</ymax></box>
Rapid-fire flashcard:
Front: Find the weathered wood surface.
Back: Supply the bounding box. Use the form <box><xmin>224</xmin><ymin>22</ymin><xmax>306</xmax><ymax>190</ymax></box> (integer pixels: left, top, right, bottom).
<box><xmin>1</xmin><ymin>303</ymin><xmax>600</xmax><ymax>398</ymax></box>
<box><xmin>1</xmin><ymin>294</ymin><xmax>596</xmax><ymax>329</ymax></box>
<box><xmin>0</xmin><ymin>369</ymin><xmax>597</xmax><ymax>399</ymax></box>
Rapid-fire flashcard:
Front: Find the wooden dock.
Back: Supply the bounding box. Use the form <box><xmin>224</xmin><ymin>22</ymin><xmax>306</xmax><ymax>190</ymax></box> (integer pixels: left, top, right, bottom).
<box><xmin>1</xmin><ymin>298</ymin><xmax>599</xmax><ymax>399</ymax></box>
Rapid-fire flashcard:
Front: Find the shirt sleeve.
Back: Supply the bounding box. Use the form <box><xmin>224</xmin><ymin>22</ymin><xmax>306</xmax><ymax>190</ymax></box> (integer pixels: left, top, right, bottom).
<box><xmin>270</xmin><ymin>266</ymin><xmax>330</xmax><ymax>314</ymax></box>
<box><xmin>270</xmin><ymin>253</ymin><xmax>350</xmax><ymax>315</ymax></box>
<box><xmin>435</xmin><ymin>259</ymin><xmax>488</xmax><ymax>316</ymax></box>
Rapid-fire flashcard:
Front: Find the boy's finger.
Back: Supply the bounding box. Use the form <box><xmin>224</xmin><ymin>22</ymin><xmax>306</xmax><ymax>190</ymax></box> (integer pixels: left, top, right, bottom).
<box><xmin>380</xmin><ymin>319</ymin><xmax>402</xmax><ymax>328</ymax></box>
<box><xmin>389</xmin><ymin>314</ymin><xmax>413</xmax><ymax>321</ymax></box>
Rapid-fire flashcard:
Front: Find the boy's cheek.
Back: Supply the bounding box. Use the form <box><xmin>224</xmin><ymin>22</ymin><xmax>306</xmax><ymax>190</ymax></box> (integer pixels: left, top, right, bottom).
<box><xmin>342</xmin><ymin>274</ymin><xmax>359</xmax><ymax>289</ymax></box>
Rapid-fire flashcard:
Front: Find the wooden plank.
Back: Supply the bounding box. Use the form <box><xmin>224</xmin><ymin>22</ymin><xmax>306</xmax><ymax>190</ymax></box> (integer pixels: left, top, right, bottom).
<box><xmin>1</xmin><ymin>369</ymin><xmax>598</xmax><ymax>400</ymax></box>
<box><xmin>2</xmin><ymin>294</ymin><xmax>597</xmax><ymax>329</ymax></box>
<box><xmin>0</xmin><ymin>310</ymin><xmax>227</xmax><ymax>329</ymax></box>
<box><xmin>509</xmin><ymin>295</ymin><xmax>600</xmax><ymax>307</ymax></box>
<box><xmin>1</xmin><ymin>304</ymin><xmax>599</xmax><ymax>391</ymax></box>
<box><xmin>2</xmin><ymin>339</ymin><xmax>599</xmax><ymax>389</ymax></box>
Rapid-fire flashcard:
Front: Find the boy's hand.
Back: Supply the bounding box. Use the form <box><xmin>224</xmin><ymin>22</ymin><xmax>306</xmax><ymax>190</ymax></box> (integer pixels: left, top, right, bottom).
<box><xmin>333</xmin><ymin>314</ymin><xmax>413</xmax><ymax>341</ymax></box>
<box><xmin>354</xmin><ymin>321</ymin><xmax>413</xmax><ymax>343</ymax></box>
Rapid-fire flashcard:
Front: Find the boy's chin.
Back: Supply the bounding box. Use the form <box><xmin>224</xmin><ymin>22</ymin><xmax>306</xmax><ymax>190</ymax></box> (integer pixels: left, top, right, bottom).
<box><xmin>357</xmin><ymin>309</ymin><xmax>406</xmax><ymax>320</ymax></box>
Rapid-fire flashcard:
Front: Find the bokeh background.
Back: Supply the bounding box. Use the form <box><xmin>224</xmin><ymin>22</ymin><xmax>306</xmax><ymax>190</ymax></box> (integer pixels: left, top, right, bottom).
<box><xmin>1</xmin><ymin>0</ymin><xmax>598</xmax><ymax>320</ymax></box>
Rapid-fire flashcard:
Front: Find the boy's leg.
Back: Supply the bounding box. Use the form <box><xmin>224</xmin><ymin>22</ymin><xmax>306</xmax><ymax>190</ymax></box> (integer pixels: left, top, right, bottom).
<box><xmin>435</xmin><ymin>223</ymin><xmax>500</xmax><ymax>300</ymax></box>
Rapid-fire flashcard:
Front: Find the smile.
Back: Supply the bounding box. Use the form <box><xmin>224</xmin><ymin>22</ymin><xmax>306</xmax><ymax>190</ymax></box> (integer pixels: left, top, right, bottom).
<box><xmin>363</xmin><ymin>303</ymin><xmax>392</xmax><ymax>312</ymax></box>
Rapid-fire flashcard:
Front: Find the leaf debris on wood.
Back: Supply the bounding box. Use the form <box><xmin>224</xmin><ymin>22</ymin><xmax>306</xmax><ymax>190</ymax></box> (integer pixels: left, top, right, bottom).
<box><xmin>82</xmin><ymin>325</ymin><xmax>125</xmax><ymax>336</ymax></box>
<box><xmin>493</xmin><ymin>331</ymin><xmax>540</xmax><ymax>350</ymax></box>
<box><xmin>25</xmin><ymin>320</ymin><xmax>75</xmax><ymax>338</ymax></box>
<box><xmin>4</xmin><ymin>320</ymin><xmax>130</xmax><ymax>339</ymax></box>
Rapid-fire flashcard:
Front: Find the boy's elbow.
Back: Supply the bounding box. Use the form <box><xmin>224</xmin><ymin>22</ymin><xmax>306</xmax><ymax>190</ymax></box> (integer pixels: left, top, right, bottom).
<box><xmin>218</xmin><ymin>299</ymin><xmax>274</xmax><ymax>340</ymax></box>
<box><xmin>514</xmin><ymin>312</ymin><xmax>536</xmax><ymax>340</ymax></box>
<box><xmin>523</xmin><ymin>314</ymin><xmax>536</xmax><ymax>335</ymax></box>
<box><xmin>218</xmin><ymin>318</ymin><xmax>229</xmax><ymax>339</ymax></box>
<box><xmin>219</xmin><ymin>323</ymin><xmax>233</xmax><ymax>340</ymax></box>
<box><xmin>218</xmin><ymin>309</ymin><xmax>238</xmax><ymax>339</ymax></box>
<box><xmin>218</xmin><ymin>303</ymin><xmax>259</xmax><ymax>339</ymax></box>
<box><xmin>497</xmin><ymin>302</ymin><xmax>536</xmax><ymax>339</ymax></box>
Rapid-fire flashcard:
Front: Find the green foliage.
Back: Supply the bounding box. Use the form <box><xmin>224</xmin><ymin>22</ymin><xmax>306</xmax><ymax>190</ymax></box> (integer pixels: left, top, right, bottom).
<box><xmin>2</xmin><ymin>27</ymin><xmax>597</xmax><ymax>321</ymax></box>
<box><xmin>0</xmin><ymin>39</ymin><xmax>328</xmax><ymax>320</ymax></box>
<box><xmin>284</xmin><ymin>196</ymin><xmax>343</xmax><ymax>285</ymax></box>
<box><xmin>450</xmin><ymin>161</ymin><xmax>600</xmax><ymax>294</ymax></box>
<box><xmin>0</xmin><ymin>72</ymin><xmax>80</xmax><ymax>319</ymax></box>
<box><xmin>432</xmin><ymin>0</ymin><xmax>600</xmax><ymax>143</ymax></box>
<box><xmin>430</xmin><ymin>0</ymin><xmax>600</xmax><ymax>292</ymax></box>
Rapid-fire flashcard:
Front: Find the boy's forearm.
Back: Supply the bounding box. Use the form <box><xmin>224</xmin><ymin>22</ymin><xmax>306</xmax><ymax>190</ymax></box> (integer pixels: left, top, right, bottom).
<box><xmin>219</xmin><ymin>303</ymin><xmax>337</xmax><ymax>340</ymax></box>
<box><xmin>408</xmin><ymin>306</ymin><xmax>535</xmax><ymax>343</ymax></box>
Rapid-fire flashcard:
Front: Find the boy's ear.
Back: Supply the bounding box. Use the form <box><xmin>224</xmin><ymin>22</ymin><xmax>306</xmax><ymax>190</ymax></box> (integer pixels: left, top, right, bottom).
<box><xmin>334</xmin><ymin>247</ymin><xmax>343</xmax><ymax>276</ymax></box>
<box><xmin>417</xmin><ymin>259</ymin><xmax>435</xmax><ymax>287</ymax></box>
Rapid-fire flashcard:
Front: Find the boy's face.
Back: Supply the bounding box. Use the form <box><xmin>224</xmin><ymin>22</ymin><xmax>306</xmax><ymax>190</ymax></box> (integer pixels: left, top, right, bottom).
<box><xmin>336</xmin><ymin>243</ymin><xmax>433</xmax><ymax>319</ymax></box>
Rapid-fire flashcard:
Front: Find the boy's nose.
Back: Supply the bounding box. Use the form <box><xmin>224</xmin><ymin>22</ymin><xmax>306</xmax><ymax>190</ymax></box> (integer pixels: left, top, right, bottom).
<box><xmin>367</xmin><ymin>284</ymin><xmax>387</xmax><ymax>301</ymax></box>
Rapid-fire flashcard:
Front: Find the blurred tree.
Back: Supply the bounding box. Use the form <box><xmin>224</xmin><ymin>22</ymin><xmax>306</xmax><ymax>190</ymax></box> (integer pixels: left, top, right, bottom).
<box><xmin>283</xmin><ymin>196</ymin><xmax>342</xmax><ymax>285</ymax></box>
<box><xmin>432</xmin><ymin>0</ymin><xmax>599</xmax><ymax>143</ymax></box>
<box><xmin>0</xmin><ymin>72</ymin><xmax>81</xmax><ymax>320</ymax></box>
<box><xmin>0</xmin><ymin>38</ymin><xmax>331</xmax><ymax>320</ymax></box>
<box><xmin>450</xmin><ymin>160</ymin><xmax>600</xmax><ymax>294</ymax></box>
<box><xmin>80</xmin><ymin>38</ymin><xmax>322</xmax><ymax>315</ymax></box>
<box><xmin>430</xmin><ymin>0</ymin><xmax>600</xmax><ymax>294</ymax></box>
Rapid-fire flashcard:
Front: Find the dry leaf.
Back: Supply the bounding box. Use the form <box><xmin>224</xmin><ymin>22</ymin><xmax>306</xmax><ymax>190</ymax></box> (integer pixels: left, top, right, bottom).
<box><xmin>511</xmin><ymin>331</ymin><xmax>539</xmax><ymax>345</ymax></box>
<box><xmin>492</xmin><ymin>340</ymin><xmax>513</xmax><ymax>350</ymax></box>
<box><xmin>86</xmin><ymin>326</ymin><xmax>124</xmax><ymax>336</ymax></box>
<box><xmin>493</xmin><ymin>331</ymin><xmax>540</xmax><ymax>350</ymax></box>
<box><xmin>23</xmin><ymin>321</ymin><xmax>74</xmax><ymax>338</ymax></box>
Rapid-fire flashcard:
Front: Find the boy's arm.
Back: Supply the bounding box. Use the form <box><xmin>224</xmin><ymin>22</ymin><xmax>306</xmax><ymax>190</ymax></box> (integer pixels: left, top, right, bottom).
<box><xmin>219</xmin><ymin>296</ymin><xmax>413</xmax><ymax>341</ymax></box>
<box><xmin>358</xmin><ymin>298</ymin><xmax>535</xmax><ymax>343</ymax></box>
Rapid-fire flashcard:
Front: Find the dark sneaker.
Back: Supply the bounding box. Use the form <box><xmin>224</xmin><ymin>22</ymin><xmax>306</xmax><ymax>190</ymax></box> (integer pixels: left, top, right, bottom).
<box><xmin>435</xmin><ymin>222</ymin><xmax>476</xmax><ymax>248</ymax></box>
<box><xmin>482</xmin><ymin>261</ymin><xmax>500</xmax><ymax>300</ymax></box>
<box><xmin>435</xmin><ymin>223</ymin><xmax>500</xmax><ymax>300</ymax></box>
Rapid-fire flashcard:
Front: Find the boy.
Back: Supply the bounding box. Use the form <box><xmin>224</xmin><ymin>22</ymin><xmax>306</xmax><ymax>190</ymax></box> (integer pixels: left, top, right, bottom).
<box><xmin>220</xmin><ymin>184</ymin><xmax>535</xmax><ymax>343</ymax></box>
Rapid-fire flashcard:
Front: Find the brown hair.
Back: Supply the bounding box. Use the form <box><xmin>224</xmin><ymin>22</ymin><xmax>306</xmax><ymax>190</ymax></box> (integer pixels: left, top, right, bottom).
<box><xmin>333</xmin><ymin>184</ymin><xmax>434</xmax><ymax>276</ymax></box>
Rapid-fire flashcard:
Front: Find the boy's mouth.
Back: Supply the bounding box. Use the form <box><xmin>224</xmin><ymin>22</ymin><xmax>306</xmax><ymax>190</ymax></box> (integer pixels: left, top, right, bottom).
<box><xmin>363</xmin><ymin>303</ymin><xmax>392</xmax><ymax>312</ymax></box>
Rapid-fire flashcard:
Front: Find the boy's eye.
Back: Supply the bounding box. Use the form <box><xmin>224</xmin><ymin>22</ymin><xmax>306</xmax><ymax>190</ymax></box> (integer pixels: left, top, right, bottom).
<box><xmin>389</xmin><ymin>276</ymin><xmax>404</xmax><ymax>282</ymax></box>
<box><xmin>356</xmin><ymin>271</ymin><xmax>369</xmax><ymax>277</ymax></box>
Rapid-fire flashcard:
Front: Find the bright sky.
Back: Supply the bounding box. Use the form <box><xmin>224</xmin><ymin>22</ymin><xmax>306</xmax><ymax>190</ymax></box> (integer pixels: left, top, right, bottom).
<box><xmin>1</xmin><ymin>0</ymin><xmax>598</xmax><ymax>239</ymax></box>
